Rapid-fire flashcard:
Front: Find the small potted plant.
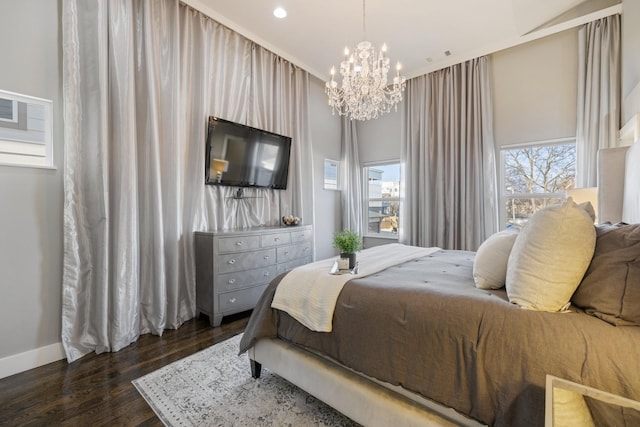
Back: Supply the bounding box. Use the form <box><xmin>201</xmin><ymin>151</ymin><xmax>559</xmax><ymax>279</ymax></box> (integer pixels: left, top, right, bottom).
<box><xmin>332</xmin><ymin>229</ymin><xmax>362</xmax><ymax>270</ymax></box>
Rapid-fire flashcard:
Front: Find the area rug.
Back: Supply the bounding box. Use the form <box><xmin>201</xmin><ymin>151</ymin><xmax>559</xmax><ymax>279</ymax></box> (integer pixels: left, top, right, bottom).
<box><xmin>132</xmin><ymin>334</ymin><xmax>359</xmax><ymax>426</ymax></box>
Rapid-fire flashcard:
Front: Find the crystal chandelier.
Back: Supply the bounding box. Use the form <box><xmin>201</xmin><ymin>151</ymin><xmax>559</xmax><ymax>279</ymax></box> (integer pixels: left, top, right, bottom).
<box><xmin>325</xmin><ymin>0</ymin><xmax>406</xmax><ymax>121</ymax></box>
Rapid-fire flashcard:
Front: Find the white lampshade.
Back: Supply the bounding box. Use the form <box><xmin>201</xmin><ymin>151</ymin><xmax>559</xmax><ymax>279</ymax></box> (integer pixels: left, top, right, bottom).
<box><xmin>211</xmin><ymin>158</ymin><xmax>229</xmax><ymax>173</ymax></box>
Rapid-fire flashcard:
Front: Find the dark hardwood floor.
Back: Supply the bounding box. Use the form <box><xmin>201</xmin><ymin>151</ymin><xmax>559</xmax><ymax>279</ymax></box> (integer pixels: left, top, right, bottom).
<box><xmin>0</xmin><ymin>312</ymin><xmax>250</xmax><ymax>426</ymax></box>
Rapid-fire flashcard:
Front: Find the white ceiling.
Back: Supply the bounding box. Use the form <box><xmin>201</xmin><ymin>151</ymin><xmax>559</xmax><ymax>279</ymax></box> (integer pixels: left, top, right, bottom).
<box><xmin>184</xmin><ymin>0</ymin><xmax>621</xmax><ymax>80</ymax></box>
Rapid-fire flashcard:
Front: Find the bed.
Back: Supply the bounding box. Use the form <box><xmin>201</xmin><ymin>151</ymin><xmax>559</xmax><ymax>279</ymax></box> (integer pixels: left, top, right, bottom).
<box><xmin>238</xmin><ymin>141</ymin><xmax>640</xmax><ymax>427</ymax></box>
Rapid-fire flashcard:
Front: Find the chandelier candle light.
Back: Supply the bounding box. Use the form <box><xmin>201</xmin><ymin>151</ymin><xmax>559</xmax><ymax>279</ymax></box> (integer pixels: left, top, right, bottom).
<box><xmin>325</xmin><ymin>0</ymin><xmax>406</xmax><ymax>121</ymax></box>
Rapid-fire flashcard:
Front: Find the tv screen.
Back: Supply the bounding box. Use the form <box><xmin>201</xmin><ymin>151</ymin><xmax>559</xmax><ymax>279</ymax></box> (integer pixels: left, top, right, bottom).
<box><xmin>205</xmin><ymin>116</ymin><xmax>292</xmax><ymax>190</ymax></box>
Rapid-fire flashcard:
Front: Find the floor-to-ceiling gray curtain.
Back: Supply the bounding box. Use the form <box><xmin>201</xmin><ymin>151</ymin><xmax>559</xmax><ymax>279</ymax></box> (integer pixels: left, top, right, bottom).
<box><xmin>576</xmin><ymin>14</ymin><xmax>621</xmax><ymax>188</ymax></box>
<box><xmin>250</xmin><ymin>45</ymin><xmax>313</xmax><ymax>223</ymax></box>
<box><xmin>62</xmin><ymin>0</ymin><xmax>313</xmax><ymax>362</ymax></box>
<box><xmin>400</xmin><ymin>57</ymin><xmax>497</xmax><ymax>251</ymax></box>
<box><xmin>340</xmin><ymin>117</ymin><xmax>363</xmax><ymax>234</ymax></box>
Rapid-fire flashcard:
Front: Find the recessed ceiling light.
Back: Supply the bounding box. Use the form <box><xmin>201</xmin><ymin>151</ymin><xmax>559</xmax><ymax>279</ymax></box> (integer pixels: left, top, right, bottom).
<box><xmin>273</xmin><ymin>7</ymin><xmax>287</xmax><ymax>18</ymax></box>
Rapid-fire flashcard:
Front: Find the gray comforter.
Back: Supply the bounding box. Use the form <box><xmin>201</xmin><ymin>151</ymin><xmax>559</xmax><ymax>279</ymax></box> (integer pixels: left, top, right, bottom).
<box><xmin>239</xmin><ymin>250</ymin><xmax>640</xmax><ymax>426</ymax></box>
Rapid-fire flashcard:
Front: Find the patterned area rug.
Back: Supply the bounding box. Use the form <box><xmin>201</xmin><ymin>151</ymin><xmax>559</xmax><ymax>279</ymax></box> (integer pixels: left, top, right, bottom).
<box><xmin>132</xmin><ymin>334</ymin><xmax>359</xmax><ymax>426</ymax></box>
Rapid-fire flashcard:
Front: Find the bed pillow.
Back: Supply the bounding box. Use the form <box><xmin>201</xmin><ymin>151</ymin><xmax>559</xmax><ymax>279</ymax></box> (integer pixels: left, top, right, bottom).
<box><xmin>473</xmin><ymin>230</ymin><xmax>519</xmax><ymax>289</ymax></box>
<box><xmin>578</xmin><ymin>201</ymin><xmax>596</xmax><ymax>223</ymax></box>
<box><xmin>572</xmin><ymin>222</ymin><xmax>640</xmax><ymax>326</ymax></box>
<box><xmin>505</xmin><ymin>199</ymin><xmax>596</xmax><ymax>311</ymax></box>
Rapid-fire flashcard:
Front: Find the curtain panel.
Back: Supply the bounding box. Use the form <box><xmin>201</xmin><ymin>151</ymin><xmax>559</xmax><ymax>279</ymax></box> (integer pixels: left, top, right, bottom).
<box><xmin>62</xmin><ymin>0</ymin><xmax>313</xmax><ymax>362</ymax></box>
<box><xmin>576</xmin><ymin>14</ymin><xmax>621</xmax><ymax>188</ymax></box>
<box><xmin>400</xmin><ymin>57</ymin><xmax>498</xmax><ymax>251</ymax></box>
<box><xmin>340</xmin><ymin>117</ymin><xmax>363</xmax><ymax>235</ymax></box>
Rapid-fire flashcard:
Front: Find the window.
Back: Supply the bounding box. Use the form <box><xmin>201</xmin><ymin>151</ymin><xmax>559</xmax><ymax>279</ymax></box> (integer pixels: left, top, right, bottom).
<box><xmin>0</xmin><ymin>89</ymin><xmax>54</xmax><ymax>168</ymax></box>
<box><xmin>0</xmin><ymin>98</ymin><xmax>19</xmax><ymax>123</ymax></box>
<box><xmin>363</xmin><ymin>162</ymin><xmax>400</xmax><ymax>237</ymax></box>
<box><xmin>323</xmin><ymin>159</ymin><xmax>339</xmax><ymax>190</ymax></box>
<box><xmin>501</xmin><ymin>138</ymin><xmax>575</xmax><ymax>228</ymax></box>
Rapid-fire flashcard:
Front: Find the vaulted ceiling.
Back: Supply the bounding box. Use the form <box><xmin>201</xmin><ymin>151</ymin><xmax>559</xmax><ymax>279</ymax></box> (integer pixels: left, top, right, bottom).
<box><xmin>184</xmin><ymin>0</ymin><xmax>621</xmax><ymax>80</ymax></box>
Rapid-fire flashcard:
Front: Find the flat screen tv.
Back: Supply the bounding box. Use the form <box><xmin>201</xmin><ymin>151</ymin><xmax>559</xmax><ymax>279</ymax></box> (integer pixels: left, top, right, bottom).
<box><xmin>205</xmin><ymin>116</ymin><xmax>292</xmax><ymax>190</ymax></box>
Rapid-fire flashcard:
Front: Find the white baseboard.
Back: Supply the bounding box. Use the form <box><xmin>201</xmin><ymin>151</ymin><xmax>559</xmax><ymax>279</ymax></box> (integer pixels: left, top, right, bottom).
<box><xmin>0</xmin><ymin>342</ymin><xmax>66</xmax><ymax>379</ymax></box>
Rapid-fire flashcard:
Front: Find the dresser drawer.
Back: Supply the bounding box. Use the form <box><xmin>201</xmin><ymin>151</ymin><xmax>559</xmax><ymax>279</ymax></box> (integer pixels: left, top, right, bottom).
<box><xmin>261</xmin><ymin>232</ymin><xmax>291</xmax><ymax>248</ymax></box>
<box><xmin>278</xmin><ymin>256</ymin><xmax>313</xmax><ymax>275</ymax></box>
<box><xmin>217</xmin><ymin>266</ymin><xmax>278</xmax><ymax>292</ymax></box>
<box><xmin>277</xmin><ymin>242</ymin><xmax>313</xmax><ymax>263</ymax></box>
<box><xmin>219</xmin><ymin>284</ymin><xmax>268</xmax><ymax>312</ymax></box>
<box><xmin>217</xmin><ymin>248</ymin><xmax>276</xmax><ymax>274</ymax></box>
<box><xmin>291</xmin><ymin>228</ymin><xmax>312</xmax><ymax>242</ymax></box>
<box><xmin>218</xmin><ymin>235</ymin><xmax>261</xmax><ymax>253</ymax></box>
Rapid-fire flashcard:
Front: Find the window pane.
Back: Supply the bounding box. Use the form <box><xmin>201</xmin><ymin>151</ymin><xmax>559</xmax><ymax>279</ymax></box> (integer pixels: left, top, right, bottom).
<box><xmin>505</xmin><ymin>197</ymin><xmax>564</xmax><ymax>227</ymax></box>
<box><xmin>503</xmin><ymin>143</ymin><xmax>575</xmax><ymax>195</ymax></box>
<box><xmin>366</xmin><ymin>163</ymin><xmax>400</xmax><ymax>236</ymax></box>
<box><xmin>367</xmin><ymin>200</ymin><xmax>399</xmax><ymax>235</ymax></box>
<box><xmin>502</xmin><ymin>141</ymin><xmax>575</xmax><ymax>228</ymax></box>
<box><xmin>0</xmin><ymin>98</ymin><xmax>14</xmax><ymax>121</ymax></box>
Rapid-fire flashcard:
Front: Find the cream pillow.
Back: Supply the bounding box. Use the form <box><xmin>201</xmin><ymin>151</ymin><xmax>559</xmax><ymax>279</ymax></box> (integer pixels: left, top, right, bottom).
<box><xmin>505</xmin><ymin>198</ymin><xmax>596</xmax><ymax>311</ymax></box>
<box><xmin>552</xmin><ymin>388</ymin><xmax>595</xmax><ymax>427</ymax></box>
<box><xmin>473</xmin><ymin>230</ymin><xmax>519</xmax><ymax>289</ymax></box>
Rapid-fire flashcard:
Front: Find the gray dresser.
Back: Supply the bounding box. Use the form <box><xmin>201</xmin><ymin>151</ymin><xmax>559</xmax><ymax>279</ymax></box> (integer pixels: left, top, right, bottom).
<box><xmin>195</xmin><ymin>225</ymin><xmax>313</xmax><ymax>326</ymax></box>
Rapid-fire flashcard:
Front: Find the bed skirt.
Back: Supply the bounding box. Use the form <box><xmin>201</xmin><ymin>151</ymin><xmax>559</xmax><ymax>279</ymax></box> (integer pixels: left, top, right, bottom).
<box><xmin>249</xmin><ymin>338</ymin><xmax>484</xmax><ymax>427</ymax></box>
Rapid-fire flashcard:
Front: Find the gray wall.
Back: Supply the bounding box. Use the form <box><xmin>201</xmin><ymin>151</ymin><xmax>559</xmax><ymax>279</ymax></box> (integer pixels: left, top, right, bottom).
<box><xmin>491</xmin><ymin>29</ymin><xmax>579</xmax><ymax>148</ymax></box>
<box><xmin>356</xmin><ymin>110</ymin><xmax>402</xmax><ymax>164</ymax></box>
<box><xmin>308</xmin><ymin>77</ymin><xmax>342</xmax><ymax>260</ymax></box>
<box><xmin>0</xmin><ymin>0</ymin><xmax>64</xmax><ymax>364</ymax></box>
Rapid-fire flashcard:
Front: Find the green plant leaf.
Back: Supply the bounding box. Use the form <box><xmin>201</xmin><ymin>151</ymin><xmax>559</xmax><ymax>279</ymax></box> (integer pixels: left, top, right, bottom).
<box><xmin>332</xmin><ymin>229</ymin><xmax>362</xmax><ymax>254</ymax></box>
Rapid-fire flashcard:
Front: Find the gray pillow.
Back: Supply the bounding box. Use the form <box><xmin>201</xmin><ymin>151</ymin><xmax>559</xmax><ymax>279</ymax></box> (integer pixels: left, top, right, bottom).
<box><xmin>572</xmin><ymin>222</ymin><xmax>640</xmax><ymax>326</ymax></box>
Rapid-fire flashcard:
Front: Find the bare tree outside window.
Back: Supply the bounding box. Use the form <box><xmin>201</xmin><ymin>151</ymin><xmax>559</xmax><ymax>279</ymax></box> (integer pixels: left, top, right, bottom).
<box><xmin>502</xmin><ymin>141</ymin><xmax>575</xmax><ymax>227</ymax></box>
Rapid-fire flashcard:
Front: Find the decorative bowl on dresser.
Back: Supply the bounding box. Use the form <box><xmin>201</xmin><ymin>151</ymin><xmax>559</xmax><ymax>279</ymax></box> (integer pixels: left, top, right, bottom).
<box><xmin>195</xmin><ymin>225</ymin><xmax>313</xmax><ymax>326</ymax></box>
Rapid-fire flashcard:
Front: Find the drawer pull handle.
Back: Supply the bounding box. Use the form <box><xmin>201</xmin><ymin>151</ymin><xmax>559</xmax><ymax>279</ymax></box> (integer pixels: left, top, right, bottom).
<box><xmin>236</xmin><ymin>241</ymin><xmax>243</xmax><ymax>246</ymax></box>
<box><xmin>274</xmin><ymin>237</ymin><xmax>280</xmax><ymax>241</ymax></box>
<box><xmin>264</xmin><ymin>272</ymin><xmax>270</xmax><ymax>277</ymax></box>
<box><xmin>228</xmin><ymin>278</ymin><xmax>236</xmax><ymax>284</ymax></box>
<box><xmin>228</xmin><ymin>259</ymin><xmax>236</xmax><ymax>265</ymax></box>
<box><xmin>264</xmin><ymin>255</ymin><xmax>270</xmax><ymax>260</ymax></box>
<box><xmin>303</xmin><ymin>247</ymin><xmax>309</xmax><ymax>251</ymax></box>
<box><xmin>229</xmin><ymin>297</ymin><xmax>237</xmax><ymax>304</ymax></box>
<box><xmin>284</xmin><ymin>251</ymin><xmax>289</xmax><ymax>255</ymax></box>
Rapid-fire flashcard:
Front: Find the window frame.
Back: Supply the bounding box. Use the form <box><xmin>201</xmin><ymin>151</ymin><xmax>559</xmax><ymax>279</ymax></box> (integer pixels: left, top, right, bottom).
<box><xmin>499</xmin><ymin>137</ymin><xmax>575</xmax><ymax>228</ymax></box>
<box><xmin>362</xmin><ymin>160</ymin><xmax>401</xmax><ymax>239</ymax></box>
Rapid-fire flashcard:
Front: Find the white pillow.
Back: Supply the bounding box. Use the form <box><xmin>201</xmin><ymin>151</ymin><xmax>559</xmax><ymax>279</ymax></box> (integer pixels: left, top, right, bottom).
<box><xmin>505</xmin><ymin>198</ymin><xmax>596</xmax><ymax>312</ymax></box>
<box><xmin>577</xmin><ymin>201</ymin><xmax>596</xmax><ymax>222</ymax></box>
<box><xmin>552</xmin><ymin>388</ymin><xmax>595</xmax><ymax>427</ymax></box>
<box><xmin>473</xmin><ymin>230</ymin><xmax>519</xmax><ymax>289</ymax></box>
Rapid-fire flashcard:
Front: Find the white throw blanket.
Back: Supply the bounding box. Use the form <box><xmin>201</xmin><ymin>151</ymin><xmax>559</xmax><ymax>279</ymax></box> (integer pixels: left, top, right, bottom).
<box><xmin>271</xmin><ymin>243</ymin><xmax>440</xmax><ymax>332</ymax></box>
